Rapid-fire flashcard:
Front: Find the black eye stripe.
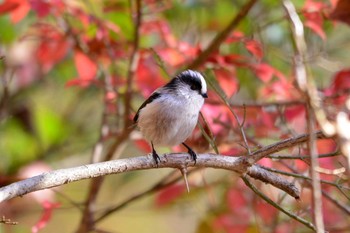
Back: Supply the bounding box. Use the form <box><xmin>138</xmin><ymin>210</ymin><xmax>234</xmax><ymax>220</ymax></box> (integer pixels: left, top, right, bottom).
<box><xmin>179</xmin><ymin>75</ymin><xmax>202</xmax><ymax>91</ymax></box>
<box><xmin>163</xmin><ymin>70</ymin><xmax>204</xmax><ymax>92</ymax></box>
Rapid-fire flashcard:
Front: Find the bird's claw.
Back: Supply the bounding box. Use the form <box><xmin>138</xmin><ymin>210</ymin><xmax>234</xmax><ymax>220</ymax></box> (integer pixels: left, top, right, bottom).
<box><xmin>182</xmin><ymin>142</ymin><xmax>197</xmax><ymax>165</ymax></box>
<box><xmin>187</xmin><ymin>148</ymin><xmax>197</xmax><ymax>165</ymax></box>
<box><xmin>152</xmin><ymin>150</ymin><xmax>161</xmax><ymax>166</ymax></box>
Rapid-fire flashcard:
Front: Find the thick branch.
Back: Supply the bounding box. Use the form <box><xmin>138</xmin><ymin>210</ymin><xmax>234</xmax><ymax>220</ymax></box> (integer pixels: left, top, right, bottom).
<box><xmin>0</xmin><ymin>153</ymin><xmax>298</xmax><ymax>203</ymax></box>
<box><xmin>1</xmin><ymin>131</ymin><xmax>331</xmax><ymax>203</ymax></box>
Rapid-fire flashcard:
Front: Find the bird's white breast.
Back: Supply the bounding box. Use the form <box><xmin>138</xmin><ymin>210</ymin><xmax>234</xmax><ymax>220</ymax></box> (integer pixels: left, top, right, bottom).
<box><xmin>137</xmin><ymin>92</ymin><xmax>204</xmax><ymax>147</ymax></box>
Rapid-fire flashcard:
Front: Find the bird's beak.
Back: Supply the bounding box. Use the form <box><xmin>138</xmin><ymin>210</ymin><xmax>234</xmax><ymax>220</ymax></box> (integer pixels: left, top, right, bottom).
<box><xmin>202</xmin><ymin>93</ymin><xmax>208</xmax><ymax>98</ymax></box>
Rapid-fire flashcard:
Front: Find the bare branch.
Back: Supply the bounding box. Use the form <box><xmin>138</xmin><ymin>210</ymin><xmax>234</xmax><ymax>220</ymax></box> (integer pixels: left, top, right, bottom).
<box><xmin>283</xmin><ymin>1</ymin><xmax>327</xmax><ymax>231</ymax></box>
<box><xmin>242</xmin><ymin>176</ymin><xmax>316</xmax><ymax>231</ymax></box>
<box><xmin>249</xmin><ymin>131</ymin><xmax>327</xmax><ymax>163</ymax></box>
<box><xmin>268</xmin><ymin>150</ymin><xmax>340</xmax><ymax>160</ymax></box>
<box><xmin>0</xmin><ymin>153</ymin><xmax>299</xmax><ymax>203</ymax></box>
<box><xmin>123</xmin><ymin>0</ymin><xmax>142</xmax><ymax>127</ymax></box>
<box><xmin>77</xmin><ymin>1</ymin><xmax>142</xmax><ymax>231</ymax></box>
<box><xmin>0</xmin><ymin>131</ymin><xmax>332</xmax><ymax>204</ymax></box>
<box><xmin>247</xmin><ymin>165</ymin><xmax>300</xmax><ymax>199</ymax></box>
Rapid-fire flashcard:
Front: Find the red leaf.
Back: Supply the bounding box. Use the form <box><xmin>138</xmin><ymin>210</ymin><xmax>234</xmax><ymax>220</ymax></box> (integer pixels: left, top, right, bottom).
<box><xmin>322</xmin><ymin>195</ymin><xmax>345</xmax><ymax>225</ymax></box>
<box><xmin>136</xmin><ymin>52</ymin><xmax>166</xmax><ymax>97</ymax></box>
<box><xmin>134</xmin><ymin>139</ymin><xmax>151</xmax><ymax>153</ymax></box>
<box><xmin>285</xmin><ymin>105</ymin><xmax>306</xmax><ymax>121</ymax></box>
<box><xmin>29</xmin><ymin>0</ymin><xmax>51</xmax><ymax>17</ymax></box>
<box><xmin>74</xmin><ymin>51</ymin><xmax>97</xmax><ymax>79</ymax></box>
<box><xmin>11</xmin><ymin>1</ymin><xmax>30</xmax><ymax>23</ymax></box>
<box><xmin>213</xmin><ymin>214</ymin><xmax>249</xmax><ymax>233</ymax></box>
<box><xmin>178</xmin><ymin>42</ymin><xmax>200</xmax><ymax>60</ymax></box>
<box><xmin>317</xmin><ymin>139</ymin><xmax>337</xmax><ymax>154</ymax></box>
<box><xmin>258</xmin><ymin>157</ymin><xmax>273</xmax><ymax>167</ymax></box>
<box><xmin>330</xmin><ymin>0</ymin><xmax>350</xmax><ymax>25</ymax></box>
<box><xmin>214</xmin><ymin>68</ymin><xmax>239</xmax><ymax>97</ymax></box>
<box><xmin>331</xmin><ymin>69</ymin><xmax>350</xmax><ymax>91</ymax></box>
<box><xmin>255</xmin><ymin>110</ymin><xmax>279</xmax><ymax>137</ymax></box>
<box><xmin>304</xmin><ymin>15</ymin><xmax>326</xmax><ymax>40</ymax></box>
<box><xmin>221</xmin><ymin>146</ymin><xmax>245</xmax><ymax>156</ymax></box>
<box><xmin>66</xmin><ymin>51</ymin><xmax>98</xmax><ymax>87</ymax></box>
<box><xmin>244</xmin><ymin>39</ymin><xmax>263</xmax><ymax>60</ymax></box>
<box><xmin>284</xmin><ymin>105</ymin><xmax>306</xmax><ymax>133</ymax></box>
<box><xmin>201</xmin><ymin>104</ymin><xmax>231</xmax><ymax>135</ymax></box>
<box><xmin>317</xmin><ymin>139</ymin><xmax>337</xmax><ymax>172</ymax></box>
<box><xmin>0</xmin><ymin>0</ymin><xmax>31</xmax><ymax>23</ymax></box>
<box><xmin>141</xmin><ymin>20</ymin><xmax>177</xmax><ymax>47</ymax></box>
<box><xmin>324</xmin><ymin>69</ymin><xmax>350</xmax><ymax>104</ymax></box>
<box><xmin>1</xmin><ymin>0</ymin><xmax>31</xmax><ymax>23</ymax></box>
<box><xmin>207</xmin><ymin>53</ymin><xmax>248</xmax><ymax>68</ymax></box>
<box><xmin>225</xmin><ymin>31</ymin><xmax>245</xmax><ymax>44</ymax></box>
<box><xmin>223</xmin><ymin>54</ymin><xmax>249</xmax><ymax>67</ymax></box>
<box><xmin>227</xmin><ymin>188</ymin><xmax>248</xmax><ymax>212</ymax></box>
<box><xmin>36</xmin><ymin>25</ymin><xmax>70</xmax><ymax>72</ymax></box>
<box><xmin>0</xmin><ymin>0</ymin><xmax>20</xmax><ymax>15</ymax></box>
<box><xmin>303</xmin><ymin>0</ymin><xmax>327</xmax><ymax>40</ymax></box>
<box><xmin>32</xmin><ymin>201</ymin><xmax>61</xmax><ymax>233</ymax></box>
<box><xmin>155</xmin><ymin>184</ymin><xmax>186</xmax><ymax>206</ymax></box>
<box><xmin>255</xmin><ymin>201</ymin><xmax>278</xmax><ymax>224</ymax></box>
<box><xmin>156</xmin><ymin>47</ymin><xmax>186</xmax><ymax>67</ymax></box>
<box><xmin>253</xmin><ymin>63</ymin><xmax>275</xmax><ymax>82</ymax></box>
<box><xmin>158</xmin><ymin>21</ymin><xmax>177</xmax><ymax>47</ymax></box>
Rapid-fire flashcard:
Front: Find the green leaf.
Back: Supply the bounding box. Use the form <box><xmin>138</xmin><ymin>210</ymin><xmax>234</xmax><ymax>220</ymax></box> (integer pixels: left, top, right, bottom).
<box><xmin>0</xmin><ymin>119</ymin><xmax>39</xmax><ymax>173</ymax></box>
<box><xmin>106</xmin><ymin>12</ymin><xmax>133</xmax><ymax>40</ymax></box>
<box><xmin>33</xmin><ymin>104</ymin><xmax>68</xmax><ymax>150</ymax></box>
<box><xmin>0</xmin><ymin>16</ymin><xmax>16</xmax><ymax>44</ymax></box>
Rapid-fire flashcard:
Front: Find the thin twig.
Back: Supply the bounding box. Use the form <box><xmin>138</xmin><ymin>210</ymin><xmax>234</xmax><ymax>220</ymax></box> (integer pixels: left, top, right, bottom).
<box><xmin>232</xmin><ymin>103</ymin><xmax>252</xmax><ymax>154</ymax></box>
<box><xmin>249</xmin><ymin>131</ymin><xmax>328</xmax><ymax>163</ymax></box>
<box><xmin>77</xmin><ymin>1</ymin><xmax>142</xmax><ymax>231</ymax></box>
<box><xmin>242</xmin><ymin>176</ymin><xmax>316</xmax><ymax>231</ymax></box>
<box><xmin>123</xmin><ymin>0</ymin><xmax>142</xmax><ymax>128</ymax></box>
<box><xmin>279</xmin><ymin>163</ymin><xmax>350</xmax><ymax>216</ymax></box>
<box><xmin>268</xmin><ymin>150</ymin><xmax>340</xmax><ymax>160</ymax></box>
<box><xmin>199</xmin><ymin>111</ymin><xmax>219</xmax><ymax>154</ymax></box>
<box><xmin>321</xmin><ymin>190</ymin><xmax>350</xmax><ymax>215</ymax></box>
<box><xmin>283</xmin><ymin>1</ymin><xmax>325</xmax><ymax>231</ymax></box>
<box><xmin>260</xmin><ymin>166</ymin><xmax>350</xmax><ymax>191</ymax></box>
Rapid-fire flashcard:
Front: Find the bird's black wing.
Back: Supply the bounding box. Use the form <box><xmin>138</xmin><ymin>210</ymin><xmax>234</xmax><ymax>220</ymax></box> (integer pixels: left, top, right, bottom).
<box><xmin>133</xmin><ymin>92</ymin><xmax>161</xmax><ymax>123</ymax></box>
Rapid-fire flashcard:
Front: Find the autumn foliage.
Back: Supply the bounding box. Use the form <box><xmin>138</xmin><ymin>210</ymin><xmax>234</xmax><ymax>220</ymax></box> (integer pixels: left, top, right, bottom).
<box><xmin>1</xmin><ymin>0</ymin><xmax>350</xmax><ymax>232</ymax></box>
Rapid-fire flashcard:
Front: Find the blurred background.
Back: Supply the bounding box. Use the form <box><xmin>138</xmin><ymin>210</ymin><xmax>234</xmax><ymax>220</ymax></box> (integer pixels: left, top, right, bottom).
<box><xmin>1</xmin><ymin>0</ymin><xmax>350</xmax><ymax>232</ymax></box>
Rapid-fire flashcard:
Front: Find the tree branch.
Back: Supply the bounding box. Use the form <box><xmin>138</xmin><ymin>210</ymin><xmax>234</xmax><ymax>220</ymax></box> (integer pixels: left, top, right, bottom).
<box><xmin>249</xmin><ymin>131</ymin><xmax>327</xmax><ymax>163</ymax></box>
<box><xmin>0</xmin><ymin>131</ymin><xmax>331</xmax><ymax>203</ymax></box>
<box><xmin>242</xmin><ymin>176</ymin><xmax>316</xmax><ymax>231</ymax></box>
<box><xmin>0</xmin><ymin>132</ymin><xmax>325</xmax><ymax>202</ymax></box>
<box><xmin>0</xmin><ymin>153</ymin><xmax>298</xmax><ymax>203</ymax></box>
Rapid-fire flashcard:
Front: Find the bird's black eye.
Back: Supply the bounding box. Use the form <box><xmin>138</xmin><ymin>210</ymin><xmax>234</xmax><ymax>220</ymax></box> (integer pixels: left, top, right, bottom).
<box><xmin>190</xmin><ymin>85</ymin><xmax>196</xmax><ymax>90</ymax></box>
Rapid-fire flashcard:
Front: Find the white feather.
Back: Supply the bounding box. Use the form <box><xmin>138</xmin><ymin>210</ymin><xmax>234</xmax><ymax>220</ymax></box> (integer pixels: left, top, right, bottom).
<box><xmin>137</xmin><ymin>74</ymin><xmax>205</xmax><ymax>147</ymax></box>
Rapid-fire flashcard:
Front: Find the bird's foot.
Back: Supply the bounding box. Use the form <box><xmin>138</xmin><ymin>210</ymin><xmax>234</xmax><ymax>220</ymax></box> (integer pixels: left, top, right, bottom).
<box><xmin>182</xmin><ymin>142</ymin><xmax>197</xmax><ymax>165</ymax></box>
<box><xmin>151</xmin><ymin>142</ymin><xmax>161</xmax><ymax>166</ymax></box>
<box><xmin>152</xmin><ymin>149</ymin><xmax>161</xmax><ymax>166</ymax></box>
<box><xmin>187</xmin><ymin>148</ymin><xmax>197</xmax><ymax>165</ymax></box>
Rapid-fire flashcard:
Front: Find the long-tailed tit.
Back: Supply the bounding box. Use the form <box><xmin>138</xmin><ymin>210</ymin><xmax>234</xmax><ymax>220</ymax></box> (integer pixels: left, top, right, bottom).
<box><xmin>134</xmin><ymin>70</ymin><xmax>208</xmax><ymax>165</ymax></box>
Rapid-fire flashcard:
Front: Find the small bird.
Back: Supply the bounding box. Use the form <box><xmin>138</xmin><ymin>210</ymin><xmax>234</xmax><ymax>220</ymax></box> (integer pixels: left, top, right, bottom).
<box><xmin>134</xmin><ymin>70</ymin><xmax>208</xmax><ymax>165</ymax></box>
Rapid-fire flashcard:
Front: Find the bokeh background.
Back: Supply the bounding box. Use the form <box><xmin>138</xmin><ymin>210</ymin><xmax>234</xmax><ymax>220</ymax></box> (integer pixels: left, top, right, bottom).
<box><xmin>1</xmin><ymin>0</ymin><xmax>350</xmax><ymax>232</ymax></box>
